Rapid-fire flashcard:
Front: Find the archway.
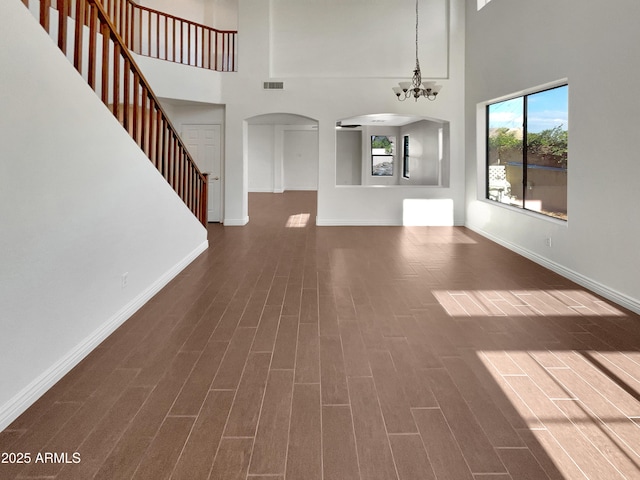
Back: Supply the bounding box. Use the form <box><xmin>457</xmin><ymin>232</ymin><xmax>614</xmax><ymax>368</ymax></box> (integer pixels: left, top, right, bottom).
<box><xmin>245</xmin><ymin>113</ymin><xmax>319</xmax><ymax>193</ymax></box>
<box><xmin>336</xmin><ymin>113</ymin><xmax>450</xmax><ymax>187</ymax></box>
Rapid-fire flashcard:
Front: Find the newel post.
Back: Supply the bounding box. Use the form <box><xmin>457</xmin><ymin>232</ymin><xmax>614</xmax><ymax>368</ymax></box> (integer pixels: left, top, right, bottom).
<box><xmin>201</xmin><ymin>173</ymin><xmax>208</xmax><ymax>226</ymax></box>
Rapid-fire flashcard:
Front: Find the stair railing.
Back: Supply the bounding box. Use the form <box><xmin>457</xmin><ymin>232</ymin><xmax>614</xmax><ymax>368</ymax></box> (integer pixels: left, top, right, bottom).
<box><xmin>22</xmin><ymin>0</ymin><xmax>209</xmax><ymax>225</ymax></box>
<box><xmin>100</xmin><ymin>0</ymin><xmax>236</xmax><ymax>71</ymax></box>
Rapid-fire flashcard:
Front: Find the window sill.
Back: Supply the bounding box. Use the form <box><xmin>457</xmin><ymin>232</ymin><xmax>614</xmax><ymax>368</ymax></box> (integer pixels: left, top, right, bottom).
<box><xmin>481</xmin><ymin>197</ymin><xmax>568</xmax><ymax>226</ymax></box>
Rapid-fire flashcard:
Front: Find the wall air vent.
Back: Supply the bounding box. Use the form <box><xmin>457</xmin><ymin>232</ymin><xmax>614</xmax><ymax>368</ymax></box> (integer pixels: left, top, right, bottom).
<box><xmin>263</xmin><ymin>81</ymin><xmax>284</xmax><ymax>90</ymax></box>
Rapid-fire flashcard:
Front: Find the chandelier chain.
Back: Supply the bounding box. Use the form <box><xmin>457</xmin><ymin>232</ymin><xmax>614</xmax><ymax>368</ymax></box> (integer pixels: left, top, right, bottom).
<box><xmin>415</xmin><ymin>0</ymin><xmax>419</xmax><ymax>69</ymax></box>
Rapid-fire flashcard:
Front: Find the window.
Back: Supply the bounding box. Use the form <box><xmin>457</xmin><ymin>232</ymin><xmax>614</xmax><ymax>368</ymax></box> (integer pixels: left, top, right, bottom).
<box><xmin>402</xmin><ymin>135</ymin><xmax>410</xmax><ymax>178</ymax></box>
<box><xmin>486</xmin><ymin>84</ymin><xmax>568</xmax><ymax>220</ymax></box>
<box><xmin>371</xmin><ymin>135</ymin><xmax>395</xmax><ymax>176</ymax></box>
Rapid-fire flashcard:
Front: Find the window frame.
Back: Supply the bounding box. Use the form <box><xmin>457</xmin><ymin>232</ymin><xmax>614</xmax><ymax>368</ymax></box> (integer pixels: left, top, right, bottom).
<box><xmin>485</xmin><ymin>84</ymin><xmax>568</xmax><ymax>221</ymax></box>
<box><xmin>370</xmin><ymin>135</ymin><xmax>395</xmax><ymax>177</ymax></box>
<box><xmin>402</xmin><ymin>135</ymin><xmax>410</xmax><ymax>179</ymax></box>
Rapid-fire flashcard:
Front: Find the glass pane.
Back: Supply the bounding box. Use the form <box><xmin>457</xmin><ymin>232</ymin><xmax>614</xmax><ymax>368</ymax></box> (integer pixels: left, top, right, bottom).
<box><xmin>371</xmin><ymin>136</ymin><xmax>395</xmax><ymax>176</ymax></box>
<box><xmin>487</xmin><ymin>97</ymin><xmax>523</xmax><ymax>206</ymax></box>
<box><xmin>525</xmin><ymin>85</ymin><xmax>568</xmax><ymax>220</ymax></box>
<box><xmin>372</xmin><ymin>156</ymin><xmax>393</xmax><ymax>176</ymax></box>
<box><xmin>371</xmin><ymin>135</ymin><xmax>395</xmax><ymax>154</ymax></box>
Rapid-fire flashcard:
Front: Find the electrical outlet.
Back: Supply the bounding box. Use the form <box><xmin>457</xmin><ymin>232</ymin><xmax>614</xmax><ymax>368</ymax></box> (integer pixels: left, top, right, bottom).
<box><xmin>122</xmin><ymin>272</ymin><xmax>128</xmax><ymax>288</ymax></box>
<box><xmin>545</xmin><ymin>237</ymin><xmax>552</xmax><ymax>247</ymax></box>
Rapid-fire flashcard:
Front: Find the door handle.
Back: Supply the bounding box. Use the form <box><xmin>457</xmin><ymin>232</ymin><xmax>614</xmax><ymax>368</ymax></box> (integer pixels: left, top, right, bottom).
<box><xmin>212</xmin><ymin>176</ymin><xmax>220</xmax><ymax>180</ymax></box>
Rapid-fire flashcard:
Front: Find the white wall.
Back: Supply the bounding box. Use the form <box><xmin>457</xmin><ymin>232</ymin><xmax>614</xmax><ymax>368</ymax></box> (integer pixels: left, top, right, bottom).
<box><xmin>283</xmin><ymin>129</ymin><xmax>319</xmax><ymax>190</ymax></box>
<box><xmin>206</xmin><ymin>0</ymin><xmax>238</xmax><ymax>30</ymax></box>
<box><xmin>399</xmin><ymin>120</ymin><xmax>443</xmax><ymax>186</ymax></box>
<box><xmin>161</xmin><ymin>99</ymin><xmax>225</xmax><ymax>126</ymax></box>
<box><xmin>247</xmin><ymin>123</ymin><xmax>318</xmax><ymax>193</ymax></box>
<box><xmin>336</xmin><ymin>130</ymin><xmax>362</xmax><ymax>186</ymax></box>
<box><xmin>133</xmin><ymin>54</ymin><xmax>224</xmax><ymax>104</ymax></box>
<box><xmin>248</xmin><ymin>124</ymin><xmax>276</xmax><ymax>192</ymax></box>
<box><xmin>270</xmin><ymin>0</ymin><xmax>448</xmax><ymax>78</ymax></box>
<box><xmin>222</xmin><ymin>0</ymin><xmax>467</xmax><ymax>226</ymax></box>
<box><xmin>0</xmin><ymin>1</ymin><xmax>207</xmax><ymax>429</ymax></box>
<box><xmin>141</xmin><ymin>0</ymin><xmax>238</xmax><ymax>29</ymax></box>
<box><xmin>139</xmin><ymin>0</ymin><xmax>208</xmax><ymax>25</ymax></box>
<box><xmin>465</xmin><ymin>0</ymin><xmax>640</xmax><ymax>312</ymax></box>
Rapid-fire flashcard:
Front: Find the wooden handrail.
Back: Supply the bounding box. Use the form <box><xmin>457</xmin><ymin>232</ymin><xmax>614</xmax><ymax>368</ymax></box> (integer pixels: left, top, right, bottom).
<box><xmin>101</xmin><ymin>0</ymin><xmax>236</xmax><ymax>71</ymax></box>
<box><xmin>22</xmin><ymin>0</ymin><xmax>209</xmax><ymax>225</ymax></box>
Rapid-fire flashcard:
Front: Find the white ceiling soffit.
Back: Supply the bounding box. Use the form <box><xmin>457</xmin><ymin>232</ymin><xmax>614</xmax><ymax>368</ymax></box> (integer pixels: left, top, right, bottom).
<box><xmin>339</xmin><ymin>113</ymin><xmax>432</xmax><ymax>127</ymax></box>
<box><xmin>246</xmin><ymin>113</ymin><xmax>319</xmax><ymax>125</ymax></box>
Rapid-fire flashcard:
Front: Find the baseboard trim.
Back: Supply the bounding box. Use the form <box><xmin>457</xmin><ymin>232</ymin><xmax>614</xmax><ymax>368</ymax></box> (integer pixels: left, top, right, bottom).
<box><xmin>223</xmin><ymin>216</ymin><xmax>249</xmax><ymax>226</ymax></box>
<box><xmin>467</xmin><ymin>225</ymin><xmax>640</xmax><ymax>315</ymax></box>
<box><xmin>316</xmin><ymin>218</ymin><xmax>466</xmax><ymax>227</ymax></box>
<box><xmin>0</xmin><ymin>240</ymin><xmax>208</xmax><ymax>431</ymax></box>
<box><xmin>316</xmin><ymin>218</ymin><xmax>402</xmax><ymax>226</ymax></box>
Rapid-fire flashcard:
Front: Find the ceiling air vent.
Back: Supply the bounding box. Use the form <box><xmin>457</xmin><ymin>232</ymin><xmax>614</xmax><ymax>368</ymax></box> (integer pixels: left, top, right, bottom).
<box><xmin>263</xmin><ymin>81</ymin><xmax>284</xmax><ymax>90</ymax></box>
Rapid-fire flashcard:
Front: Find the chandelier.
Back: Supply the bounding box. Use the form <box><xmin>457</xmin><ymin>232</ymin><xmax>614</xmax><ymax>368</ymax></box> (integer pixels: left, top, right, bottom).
<box><xmin>393</xmin><ymin>0</ymin><xmax>442</xmax><ymax>101</ymax></box>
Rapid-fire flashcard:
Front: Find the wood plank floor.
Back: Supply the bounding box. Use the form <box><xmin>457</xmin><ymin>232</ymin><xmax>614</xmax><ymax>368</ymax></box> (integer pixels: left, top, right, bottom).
<box><xmin>2</xmin><ymin>190</ymin><xmax>640</xmax><ymax>479</ymax></box>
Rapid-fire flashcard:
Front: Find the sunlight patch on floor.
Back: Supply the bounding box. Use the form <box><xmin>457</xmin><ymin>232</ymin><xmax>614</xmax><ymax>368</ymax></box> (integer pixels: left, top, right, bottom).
<box><xmin>286</xmin><ymin>213</ymin><xmax>310</xmax><ymax>228</ymax></box>
<box><xmin>433</xmin><ymin>290</ymin><xmax>626</xmax><ymax>317</ymax></box>
<box><xmin>477</xmin><ymin>349</ymin><xmax>640</xmax><ymax>478</ymax></box>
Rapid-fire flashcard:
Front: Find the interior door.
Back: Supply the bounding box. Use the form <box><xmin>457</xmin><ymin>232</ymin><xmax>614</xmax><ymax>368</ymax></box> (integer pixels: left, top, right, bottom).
<box><xmin>182</xmin><ymin>124</ymin><xmax>222</xmax><ymax>222</ymax></box>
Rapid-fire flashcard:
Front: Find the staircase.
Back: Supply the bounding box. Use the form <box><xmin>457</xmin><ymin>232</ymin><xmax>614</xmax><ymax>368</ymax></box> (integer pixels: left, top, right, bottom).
<box><xmin>20</xmin><ymin>0</ymin><xmax>236</xmax><ymax>225</ymax></box>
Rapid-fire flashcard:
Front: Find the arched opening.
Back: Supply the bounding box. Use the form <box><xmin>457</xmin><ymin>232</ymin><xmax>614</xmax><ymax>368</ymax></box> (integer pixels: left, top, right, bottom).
<box><xmin>336</xmin><ymin>113</ymin><xmax>450</xmax><ymax>187</ymax></box>
<box><xmin>245</xmin><ymin>113</ymin><xmax>319</xmax><ymax>193</ymax></box>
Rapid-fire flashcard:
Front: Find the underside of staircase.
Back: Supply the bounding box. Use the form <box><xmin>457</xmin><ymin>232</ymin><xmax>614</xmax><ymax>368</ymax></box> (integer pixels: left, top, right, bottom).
<box><xmin>21</xmin><ymin>0</ymin><xmax>237</xmax><ymax>225</ymax></box>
